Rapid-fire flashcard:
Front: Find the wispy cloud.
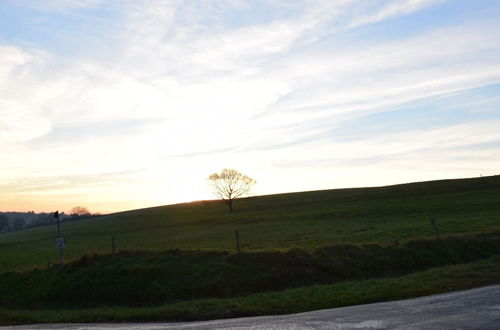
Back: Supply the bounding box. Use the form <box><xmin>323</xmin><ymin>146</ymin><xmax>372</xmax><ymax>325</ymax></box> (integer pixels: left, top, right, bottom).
<box><xmin>1</xmin><ymin>0</ymin><xmax>499</xmax><ymax>212</ymax></box>
<box><xmin>347</xmin><ymin>0</ymin><xmax>446</xmax><ymax>29</ymax></box>
<box><xmin>11</xmin><ymin>0</ymin><xmax>103</xmax><ymax>12</ymax></box>
<box><xmin>0</xmin><ymin>169</ymin><xmax>144</xmax><ymax>194</ymax></box>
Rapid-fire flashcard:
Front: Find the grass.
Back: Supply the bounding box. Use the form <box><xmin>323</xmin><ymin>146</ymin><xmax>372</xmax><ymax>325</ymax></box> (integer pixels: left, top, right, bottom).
<box><xmin>0</xmin><ymin>175</ymin><xmax>499</xmax><ymax>324</ymax></box>
<box><xmin>1</xmin><ymin>175</ymin><xmax>500</xmax><ymax>271</ymax></box>
<box><xmin>0</xmin><ymin>231</ymin><xmax>499</xmax><ymax>309</ymax></box>
<box><xmin>1</xmin><ymin>255</ymin><xmax>499</xmax><ymax>325</ymax></box>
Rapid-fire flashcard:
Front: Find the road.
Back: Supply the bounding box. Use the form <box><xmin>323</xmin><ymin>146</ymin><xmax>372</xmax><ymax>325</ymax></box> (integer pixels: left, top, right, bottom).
<box><xmin>3</xmin><ymin>284</ymin><xmax>500</xmax><ymax>329</ymax></box>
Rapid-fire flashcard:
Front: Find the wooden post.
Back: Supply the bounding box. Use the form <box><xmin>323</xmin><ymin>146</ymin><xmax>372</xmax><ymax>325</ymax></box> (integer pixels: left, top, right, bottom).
<box><xmin>112</xmin><ymin>237</ymin><xmax>116</xmax><ymax>255</ymax></box>
<box><xmin>235</xmin><ymin>230</ymin><xmax>241</xmax><ymax>254</ymax></box>
<box><xmin>46</xmin><ymin>254</ymin><xmax>51</xmax><ymax>269</ymax></box>
<box><xmin>431</xmin><ymin>217</ymin><xmax>441</xmax><ymax>241</ymax></box>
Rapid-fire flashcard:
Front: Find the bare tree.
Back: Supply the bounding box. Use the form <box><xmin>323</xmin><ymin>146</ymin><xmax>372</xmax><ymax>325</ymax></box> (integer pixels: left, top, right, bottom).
<box><xmin>69</xmin><ymin>206</ymin><xmax>91</xmax><ymax>218</ymax></box>
<box><xmin>208</xmin><ymin>168</ymin><xmax>256</xmax><ymax>212</ymax></box>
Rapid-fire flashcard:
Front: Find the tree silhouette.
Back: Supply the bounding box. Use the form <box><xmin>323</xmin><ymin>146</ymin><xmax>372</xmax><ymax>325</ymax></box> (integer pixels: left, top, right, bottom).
<box><xmin>208</xmin><ymin>169</ymin><xmax>256</xmax><ymax>212</ymax></box>
<box><xmin>11</xmin><ymin>217</ymin><xmax>25</xmax><ymax>231</ymax></box>
<box><xmin>0</xmin><ymin>214</ymin><xmax>9</xmax><ymax>232</ymax></box>
<box><xmin>69</xmin><ymin>206</ymin><xmax>91</xmax><ymax>218</ymax></box>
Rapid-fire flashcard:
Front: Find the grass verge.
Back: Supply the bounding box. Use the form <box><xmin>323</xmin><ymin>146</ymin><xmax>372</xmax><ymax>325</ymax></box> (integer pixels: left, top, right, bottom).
<box><xmin>1</xmin><ymin>255</ymin><xmax>499</xmax><ymax>325</ymax></box>
<box><xmin>1</xmin><ymin>231</ymin><xmax>499</xmax><ymax>309</ymax></box>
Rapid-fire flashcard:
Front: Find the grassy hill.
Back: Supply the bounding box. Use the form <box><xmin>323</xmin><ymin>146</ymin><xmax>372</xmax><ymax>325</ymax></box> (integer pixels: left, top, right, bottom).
<box><xmin>1</xmin><ymin>175</ymin><xmax>500</xmax><ymax>324</ymax></box>
<box><xmin>1</xmin><ymin>175</ymin><xmax>500</xmax><ymax>271</ymax></box>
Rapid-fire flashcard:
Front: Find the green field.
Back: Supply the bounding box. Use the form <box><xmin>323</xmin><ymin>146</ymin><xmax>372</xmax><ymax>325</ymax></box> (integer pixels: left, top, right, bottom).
<box><xmin>0</xmin><ymin>175</ymin><xmax>500</xmax><ymax>324</ymax></box>
<box><xmin>1</xmin><ymin>175</ymin><xmax>500</xmax><ymax>271</ymax></box>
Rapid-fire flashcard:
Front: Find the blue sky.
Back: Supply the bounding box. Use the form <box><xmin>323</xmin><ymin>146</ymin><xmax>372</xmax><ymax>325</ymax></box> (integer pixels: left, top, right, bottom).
<box><xmin>1</xmin><ymin>0</ymin><xmax>500</xmax><ymax>213</ymax></box>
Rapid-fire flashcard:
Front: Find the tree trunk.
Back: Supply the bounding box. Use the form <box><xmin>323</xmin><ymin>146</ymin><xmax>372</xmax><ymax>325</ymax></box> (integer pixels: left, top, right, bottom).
<box><xmin>228</xmin><ymin>199</ymin><xmax>233</xmax><ymax>212</ymax></box>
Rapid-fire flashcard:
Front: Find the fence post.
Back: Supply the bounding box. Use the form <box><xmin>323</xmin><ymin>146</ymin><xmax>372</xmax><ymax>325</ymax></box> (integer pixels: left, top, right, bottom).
<box><xmin>431</xmin><ymin>217</ymin><xmax>441</xmax><ymax>241</ymax></box>
<box><xmin>235</xmin><ymin>230</ymin><xmax>241</xmax><ymax>254</ymax></box>
<box><xmin>54</xmin><ymin>211</ymin><xmax>64</xmax><ymax>269</ymax></box>
<box><xmin>112</xmin><ymin>237</ymin><xmax>116</xmax><ymax>255</ymax></box>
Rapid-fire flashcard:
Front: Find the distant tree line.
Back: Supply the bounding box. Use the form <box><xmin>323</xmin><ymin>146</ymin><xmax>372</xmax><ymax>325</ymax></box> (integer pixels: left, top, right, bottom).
<box><xmin>0</xmin><ymin>206</ymin><xmax>101</xmax><ymax>234</ymax></box>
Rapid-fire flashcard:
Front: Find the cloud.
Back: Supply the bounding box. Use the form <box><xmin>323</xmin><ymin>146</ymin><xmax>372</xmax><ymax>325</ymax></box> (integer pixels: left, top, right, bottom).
<box><xmin>259</xmin><ymin>20</ymin><xmax>500</xmax><ymax>128</ymax></box>
<box><xmin>264</xmin><ymin>119</ymin><xmax>500</xmax><ymax>179</ymax></box>
<box><xmin>0</xmin><ymin>44</ymin><xmax>53</xmax><ymax>143</ymax></box>
<box><xmin>1</xmin><ymin>0</ymin><xmax>461</xmax><ymax>146</ymax></box>
<box><xmin>10</xmin><ymin>0</ymin><xmax>103</xmax><ymax>12</ymax></box>
<box><xmin>1</xmin><ymin>0</ymin><xmax>500</xmax><ymax>211</ymax></box>
<box><xmin>0</xmin><ymin>169</ymin><xmax>145</xmax><ymax>194</ymax></box>
<box><xmin>347</xmin><ymin>0</ymin><xmax>446</xmax><ymax>29</ymax></box>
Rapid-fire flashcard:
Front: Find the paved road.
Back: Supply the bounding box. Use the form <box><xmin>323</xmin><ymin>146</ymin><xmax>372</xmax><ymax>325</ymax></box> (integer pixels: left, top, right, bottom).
<box><xmin>3</xmin><ymin>284</ymin><xmax>500</xmax><ymax>329</ymax></box>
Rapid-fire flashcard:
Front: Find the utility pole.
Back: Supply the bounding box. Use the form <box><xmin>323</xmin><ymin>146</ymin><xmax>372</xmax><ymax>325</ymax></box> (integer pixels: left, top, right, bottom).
<box><xmin>54</xmin><ymin>211</ymin><xmax>65</xmax><ymax>269</ymax></box>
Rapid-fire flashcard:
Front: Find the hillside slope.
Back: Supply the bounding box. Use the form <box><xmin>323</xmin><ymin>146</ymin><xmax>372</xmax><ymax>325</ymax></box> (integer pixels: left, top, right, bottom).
<box><xmin>1</xmin><ymin>175</ymin><xmax>499</xmax><ymax>271</ymax></box>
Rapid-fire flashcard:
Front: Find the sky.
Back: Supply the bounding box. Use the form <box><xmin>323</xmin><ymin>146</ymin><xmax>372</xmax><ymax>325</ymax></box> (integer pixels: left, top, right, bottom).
<box><xmin>1</xmin><ymin>0</ymin><xmax>500</xmax><ymax>214</ymax></box>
